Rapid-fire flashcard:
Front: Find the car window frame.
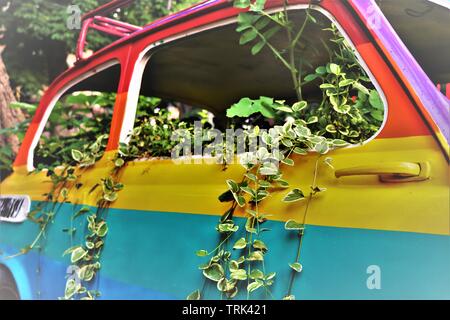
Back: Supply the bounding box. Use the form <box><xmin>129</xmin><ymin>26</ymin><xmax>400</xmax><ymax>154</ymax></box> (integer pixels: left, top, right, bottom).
<box><xmin>26</xmin><ymin>59</ymin><xmax>122</xmax><ymax>171</ymax></box>
<box><xmin>119</xmin><ymin>4</ymin><xmax>388</xmax><ymax>150</ymax></box>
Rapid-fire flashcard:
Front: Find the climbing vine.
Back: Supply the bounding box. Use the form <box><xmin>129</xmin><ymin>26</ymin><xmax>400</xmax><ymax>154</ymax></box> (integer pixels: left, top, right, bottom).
<box><xmin>187</xmin><ymin>0</ymin><xmax>383</xmax><ymax>300</ymax></box>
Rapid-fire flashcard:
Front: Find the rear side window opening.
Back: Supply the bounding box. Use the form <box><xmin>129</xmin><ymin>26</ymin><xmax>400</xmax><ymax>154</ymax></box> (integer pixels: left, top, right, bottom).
<box><xmin>32</xmin><ymin>63</ymin><xmax>121</xmax><ymax>170</ymax></box>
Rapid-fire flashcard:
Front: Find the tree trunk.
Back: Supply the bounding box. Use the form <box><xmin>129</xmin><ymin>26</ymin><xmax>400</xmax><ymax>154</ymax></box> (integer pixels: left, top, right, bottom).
<box><xmin>0</xmin><ymin>45</ymin><xmax>25</xmax><ymax>154</ymax></box>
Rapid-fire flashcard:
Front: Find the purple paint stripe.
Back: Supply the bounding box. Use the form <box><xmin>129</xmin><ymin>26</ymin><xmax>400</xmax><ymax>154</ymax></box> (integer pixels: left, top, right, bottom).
<box><xmin>351</xmin><ymin>0</ymin><xmax>450</xmax><ymax>143</ymax></box>
<box><xmin>141</xmin><ymin>0</ymin><xmax>223</xmax><ymax>31</ymax></box>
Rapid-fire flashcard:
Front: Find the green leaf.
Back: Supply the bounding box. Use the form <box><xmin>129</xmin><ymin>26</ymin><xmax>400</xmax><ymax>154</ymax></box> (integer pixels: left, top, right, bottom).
<box><xmin>353</xmin><ymin>82</ymin><xmax>370</xmax><ymax>95</ymax></box>
<box><xmin>314</xmin><ymin>141</ymin><xmax>329</xmax><ymax>154</ymax></box>
<box><xmin>319</xmin><ymin>83</ymin><xmax>334</xmax><ymax>89</ymax></box>
<box><xmin>348</xmin><ymin>130</ymin><xmax>360</xmax><ymax>138</ymax></box>
<box><xmin>253</xmin><ymin>239</ymin><xmax>268</xmax><ymax>251</ymax></box>
<box><xmin>196</xmin><ymin>250</ymin><xmax>208</xmax><ymax>257</ymax></box>
<box><xmin>64</xmin><ymin>279</ymin><xmax>81</xmax><ymax>300</ymax></box>
<box><xmin>70</xmin><ymin>246</ymin><xmax>87</xmax><ymax>263</ymax></box>
<box><xmin>226</xmin><ymin>179</ymin><xmax>239</xmax><ymax>193</ymax></box>
<box><xmin>62</xmin><ymin>245</ymin><xmax>80</xmax><ymax>257</ymax></box>
<box><xmin>250</xmin><ymin>0</ymin><xmax>266</xmax><ymax>11</ymax></box>
<box><xmin>289</xmin><ymin>262</ymin><xmax>303</xmax><ymax>272</ymax></box>
<box><xmin>198</xmin><ymin>262</ymin><xmax>211</xmax><ymax>270</ymax></box>
<box><xmin>230</xmin><ymin>269</ymin><xmax>247</xmax><ymax>280</ymax></box>
<box><xmin>235</xmin><ymin>195</ymin><xmax>246</xmax><ymax>207</ymax></box>
<box><xmin>254</xmin><ymin>16</ymin><xmax>270</xmax><ymax>30</ymax></box>
<box><xmin>292</xmin><ymin>101</ymin><xmax>307</xmax><ymax>112</ymax></box>
<box><xmin>281</xmin><ymin>158</ymin><xmax>294</xmax><ymax>166</ymax></box>
<box><xmin>249</xmin><ymin>269</ymin><xmax>264</xmax><ymax>279</ymax></box>
<box><xmin>203</xmin><ymin>263</ymin><xmax>224</xmax><ymax>282</ymax></box>
<box><xmin>245</xmin><ymin>217</ymin><xmax>257</xmax><ymax>234</ymax></box>
<box><xmin>370</xmin><ymin>110</ymin><xmax>384</xmax><ymax>121</ymax></box>
<box><xmin>265</xmin><ymin>272</ymin><xmax>276</xmax><ymax>280</ymax></box>
<box><xmin>240</xmin><ymin>186</ymin><xmax>255</xmax><ymax>197</ymax></box>
<box><xmin>303</xmin><ymin>74</ymin><xmax>318</xmax><ymax>83</ymax></box>
<box><xmin>71</xmin><ymin>149</ymin><xmax>83</xmax><ymax>162</ymax></box>
<box><xmin>226</xmin><ymin>98</ymin><xmax>254</xmax><ymax>118</ymax></box>
<box><xmin>60</xmin><ymin>187</ymin><xmax>68</xmax><ymax>199</ymax></box>
<box><xmin>276</xmin><ymin>179</ymin><xmax>290</xmax><ymax>188</ymax></box>
<box><xmin>282</xmin><ymin>189</ymin><xmax>305</xmax><ymax>202</ymax></box>
<box><xmin>10</xmin><ymin>101</ymin><xmax>37</xmax><ymax>111</ymax></box>
<box><xmin>315</xmin><ymin>66</ymin><xmax>327</xmax><ymax>75</ymax></box>
<box><xmin>281</xmin><ymin>138</ymin><xmax>293</xmax><ymax>148</ymax></box>
<box><xmin>276</xmin><ymin>106</ymin><xmax>293</xmax><ymax>113</ymax></box>
<box><xmin>251</xmin><ymin>40</ymin><xmax>266</xmax><ymax>55</ymax></box>
<box><xmin>293</xmin><ymin>147</ymin><xmax>307</xmax><ymax>155</ymax></box>
<box><xmin>326</xmin><ymin>124</ymin><xmax>337</xmax><ymax>133</ymax></box>
<box><xmin>332</xmin><ymin>139</ymin><xmax>348</xmax><ymax>147</ymax></box>
<box><xmin>218</xmin><ymin>223</ymin><xmax>239</xmax><ymax>233</ymax></box>
<box><xmin>240</xmin><ymin>28</ymin><xmax>258</xmax><ymax>45</ymax></box>
<box><xmin>284</xmin><ymin>220</ymin><xmax>304</xmax><ymax>231</ymax></box>
<box><xmin>329</xmin><ymin>63</ymin><xmax>341</xmax><ymax>75</ymax></box>
<box><xmin>369</xmin><ymin>90</ymin><xmax>383</xmax><ymax>110</ymax></box>
<box><xmin>79</xmin><ymin>265</ymin><xmax>95</xmax><ymax>281</ymax></box>
<box><xmin>330</xmin><ymin>95</ymin><xmax>339</xmax><ymax>108</ymax></box>
<box><xmin>247</xmin><ymin>281</ymin><xmax>263</xmax><ymax>293</ymax></box>
<box><xmin>283</xmin><ymin>295</ymin><xmax>295</xmax><ymax>300</ymax></box>
<box><xmin>96</xmin><ymin>221</ymin><xmax>108</xmax><ymax>237</ymax></box>
<box><xmin>263</xmin><ymin>25</ymin><xmax>281</xmax><ymax>40</ymax></box>
<box><xmin>187</xmin><ymin>289</ymin><xmax>201</xmax><ymax>300</ymax></box>
<box><xmin>339</xmin><ymin>79</ymin><xmax>354</xmax><ymax>87</ymax></box>
<box><xmin>114</xmin><ymin>158</ymin><xmax>125</xmax><ymax>167</ymax></box>
<box><xmin>233</xmin><ymin>238</ymin><xmax>247</xmax><ymax>250</ymax></box>
<box><xmin>307</xmin><ymin>116</ymin><xmax>318</xmax><ymax>124</ymax></box>
<box><xmin>237</xmin><ymin>12</ymin><xmax>257</xmax><ymax>27</ymax></box>
<box><xmin>333</xmin><ymin>104</ymin><xmax>351</xmax><ymax>114</ymax></box>
<box><xmin>259</xmin><ymin>164</ymin><xmax>278</xmax><ymax>176</ymax></box>
<box><xmin>258</xmin><ymin>180</ymin><xmax>271</xmax><ymax>188</ymax></box>
<box><xmin>237</xmin><ymin>256</ymin><xmax>246</xmax><ymax>264</ymax></box>
<box><xmin>103</xmin><ymin>192</ymin><xmax>118</xmax><ymax>202</ymax></box>
<box><xmin>229</xmin><ymin>260</ymin><xmax>239</xmax><ymax>272</ymax></box>
<box><xmin>247</xmin><ymin>251</ymin><xmax>264</xmax><ymax>261</ymax></box>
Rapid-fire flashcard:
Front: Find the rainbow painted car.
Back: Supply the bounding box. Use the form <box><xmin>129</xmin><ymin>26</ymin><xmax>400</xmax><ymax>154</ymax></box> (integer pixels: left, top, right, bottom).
<box><xmin>0</xmin><ymin>0</ymin><xmax>449</xmax><ymax>299</ymax></box>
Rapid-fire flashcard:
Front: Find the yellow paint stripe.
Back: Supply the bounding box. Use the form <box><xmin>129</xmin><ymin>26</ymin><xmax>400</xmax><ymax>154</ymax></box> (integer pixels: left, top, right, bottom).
<box><xmin>2</xmin><ymin>136</ymin><xmax>449</xmax><ymax>236</ymax></box>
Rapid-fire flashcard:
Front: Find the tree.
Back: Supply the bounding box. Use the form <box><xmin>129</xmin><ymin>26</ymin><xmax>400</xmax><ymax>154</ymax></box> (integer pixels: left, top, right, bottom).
<box><xmin>0</xmin><ymin>46</ymin><xmax>24</xmax><ymax>154</ymax></box>
<box><xmin>0</xmin><ymin>0</ymin><xmax>198</xmax><ymax>102</ymax></box>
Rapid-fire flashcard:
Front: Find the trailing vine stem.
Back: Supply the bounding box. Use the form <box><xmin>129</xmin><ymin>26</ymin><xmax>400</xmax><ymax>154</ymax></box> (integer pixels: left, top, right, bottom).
<box><xmin>190</xmin><ymin>0</ymin><xmax>384</xmax><ymax>300</ymax></box>
<box><xmin>285</xmin><ymin>155</ymin><xmax>322</xmax><ymax>298</ymax></box>
<box><xmin>62</xmin><ymin>156</ymin><xmax>125</xmax><ymax>300</ymax></box>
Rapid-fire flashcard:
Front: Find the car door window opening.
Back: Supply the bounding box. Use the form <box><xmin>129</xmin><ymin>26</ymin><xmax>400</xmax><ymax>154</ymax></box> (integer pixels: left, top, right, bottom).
<box><xmin>119</xmin><ymin>7</ymin><xmax>386</xmax><ymax>162</ymax></box>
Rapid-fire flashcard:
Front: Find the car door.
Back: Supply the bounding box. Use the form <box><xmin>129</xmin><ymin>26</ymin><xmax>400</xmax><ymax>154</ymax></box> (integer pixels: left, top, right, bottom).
<box><xmin>80</xmin><ymin>2</ymin><xmax>448</xmax><ymax>300</ymax></box>
<box><xmin>294</xmin><ymin>0</ymin><xmax>450</xmax><ymax>299</ymax></box>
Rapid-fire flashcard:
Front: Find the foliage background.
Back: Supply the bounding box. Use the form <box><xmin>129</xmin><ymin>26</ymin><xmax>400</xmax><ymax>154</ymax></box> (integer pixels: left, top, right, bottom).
<box><xmin>0</xmin><ymin>0</ymin><xmax>197</xmax><ymax>102</ymax></box>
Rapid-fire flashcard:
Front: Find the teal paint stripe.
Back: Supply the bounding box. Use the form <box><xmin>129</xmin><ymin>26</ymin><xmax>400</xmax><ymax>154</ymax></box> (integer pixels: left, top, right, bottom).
<box><xmin>1</xmin><ymin>201</ymin><xmax>449</xmax><ymax>299</ymax></box>
<box><xmin>297</xmin><ymin>225</ymin><xmax>450</xmax><ymax>299</ymax></box>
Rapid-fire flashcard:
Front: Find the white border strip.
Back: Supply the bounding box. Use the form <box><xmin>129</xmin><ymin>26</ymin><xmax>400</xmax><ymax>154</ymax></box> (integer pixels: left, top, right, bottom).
<box><xmin>427</xmin><ymin>0</ymin><xmax>450</xmax><ymax>9</ymax></box>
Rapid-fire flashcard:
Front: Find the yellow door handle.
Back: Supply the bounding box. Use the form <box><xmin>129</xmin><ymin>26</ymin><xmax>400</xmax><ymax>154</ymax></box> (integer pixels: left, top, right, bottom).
<box><xmin>335</xmin><ymin>162</ymin><xmax>430</xmax><ymax>182</ymax></box>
